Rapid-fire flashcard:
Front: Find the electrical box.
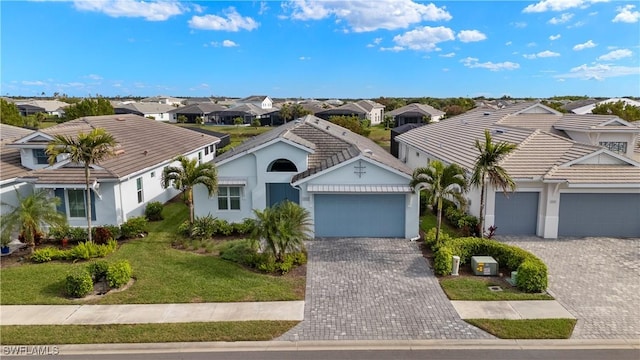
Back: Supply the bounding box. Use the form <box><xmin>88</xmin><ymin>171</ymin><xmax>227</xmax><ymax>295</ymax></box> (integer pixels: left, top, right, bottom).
<box><xmin>471</xmin><ymin>256</ymin><xmax>498</xmax><ymax>276</ymax></box>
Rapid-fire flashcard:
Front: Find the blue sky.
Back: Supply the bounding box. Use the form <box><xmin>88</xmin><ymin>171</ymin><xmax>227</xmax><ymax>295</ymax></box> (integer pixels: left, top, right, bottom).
<box><xmin>1</xmin><ymin>0</ymin><xmax>639</xmax><ymax>99</ymax></box>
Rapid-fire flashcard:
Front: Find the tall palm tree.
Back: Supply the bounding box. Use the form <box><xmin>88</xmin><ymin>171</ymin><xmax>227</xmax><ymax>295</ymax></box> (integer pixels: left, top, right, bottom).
<box><xmin>410</xmin><ymin>160</ymin><xmax>468</xmax><ymax>243</ymax></box>
<box><xmin>162</xmin><ymin>155</ymin><xmax>218</xmax><ymax>223</ymax></box>
<box><xmin>251</xmin><ymin>201</ymin><xmax>311</xmax><ymax>262</ymax></box>
<box><xmin>46</xmin><ymin>128</ymin><xmax>117</xmax><ymax>242</ymax></box>
<box><xmin>1</xmin><ymin>190</ymin><xmax>67</xmax><ymax>248</ymax></box>
<box><xmin>471</xmin><ymin>129</ymin><xmax>517</xmax><ymax>237</ymax></box>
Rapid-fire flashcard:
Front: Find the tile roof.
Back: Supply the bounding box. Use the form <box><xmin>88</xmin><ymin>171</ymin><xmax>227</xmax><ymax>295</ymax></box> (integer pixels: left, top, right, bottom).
<box><xmin>7</xmin><ymin>114</ymin><xmax>220</xmax><ymax>184</ymax></box>
<box><xmin>167</xmin><ymin>103</ymin><xmax>227</xmax><ymax>114</ymax></box>
<box><xmin>387</xmin><ymin>103</ymin><xmax>445</xmax><ymax>117</ymax></box>
<box><xmin>215</xmin><ymin>115</ymin><xmax>412</xmax><ymax>184</ymax></box>
<box><xmin>114</xmin><ymin>102</ymin><xmax>176</xmax><ymax>114</ymax></box>
<box><xmin>396</xmin><ymin>102</ymin><xmax>640</xmax><ymax>185</ymax></box>
<box><xmin>316</xmin><ymin>102</ymin><xmax>368</xmax><ymax>116</ymax></box>
<box><xmin>1</xmin><ymin>125</ymin><xmax>35</xmax><ymax>182</ymax></box>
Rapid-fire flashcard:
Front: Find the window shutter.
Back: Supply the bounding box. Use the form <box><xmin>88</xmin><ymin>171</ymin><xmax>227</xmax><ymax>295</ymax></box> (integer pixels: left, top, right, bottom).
<box><xmin>90</xmin><ymin>190</ymin><xmax>96</xmax><ymax>221</ymax></box>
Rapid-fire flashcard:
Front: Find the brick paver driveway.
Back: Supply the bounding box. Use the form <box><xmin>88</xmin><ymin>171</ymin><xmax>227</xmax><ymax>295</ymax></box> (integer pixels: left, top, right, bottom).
<box><xmin>279</xmin><ymin>238</ymin><xmax>492</xmax><ymax>341</ymax></box>
<box><xmin>499</xmin><ymin>236</ymin><xmax>640</xmax><ymax>339</ymax></box>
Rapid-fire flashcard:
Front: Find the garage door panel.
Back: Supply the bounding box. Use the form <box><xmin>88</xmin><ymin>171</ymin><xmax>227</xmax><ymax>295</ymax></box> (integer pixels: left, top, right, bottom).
<box><xmin>559</xmin><ymin>193</ymin><xmax>640</xmax><ymax>237</ymax></box>
<box><xmin>494</xmin><ymin>192</ymin><xmax>539</xmax><ymax>235</ymax></box>
<box><xmin>315</xmin><ymin>194</ymin><xmax>405</xmax><ymax>238</ymax></box>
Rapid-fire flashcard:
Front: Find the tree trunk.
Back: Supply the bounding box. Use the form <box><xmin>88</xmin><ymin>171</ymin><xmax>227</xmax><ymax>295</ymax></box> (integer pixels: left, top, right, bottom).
<box><xmin>187</xmin><ymin>188</ymin><xmax>194</xmax><ymax>224</ymax></box>
<box><xmin>478</xmin><ymin>179</ymin><xmax>486</xmax><ymax>239</ymax></box>
<box><xmin>85</xmin><ymin>165</ymin><xmax>93</xmax><ymax>242</ymax></box>
<box><xmin>436</xmin><ymin>197</ymin><xmax>443</xmax><ymax>243</ymax></box>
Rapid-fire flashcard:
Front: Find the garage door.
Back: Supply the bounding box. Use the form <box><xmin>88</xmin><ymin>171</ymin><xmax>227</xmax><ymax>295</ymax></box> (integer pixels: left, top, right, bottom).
<box><xmin>559</xmin><ymin>193</ymin><xmax>640</xmax><ymax>237</ymax></box>
<box><xmin>494</xmin><ymin>192</ymin><xmax>539</xmax><ymax>235</ymax></box>
<box><xmin>314</xmin><ymin>194</ymin><xmax>405</xmax><ymax>237</ymax></box>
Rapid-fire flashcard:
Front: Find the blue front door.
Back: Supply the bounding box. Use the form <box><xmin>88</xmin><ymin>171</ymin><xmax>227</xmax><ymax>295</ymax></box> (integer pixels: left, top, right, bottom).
<box><xmin>266</xmin><ymin>183</ymin><xmax>299</xmax><ymax>207</ymax></box>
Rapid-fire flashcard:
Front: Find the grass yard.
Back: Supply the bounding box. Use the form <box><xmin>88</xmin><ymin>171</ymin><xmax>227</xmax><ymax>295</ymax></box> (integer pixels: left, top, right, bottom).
<box><xmin>0</xmin><ymin>202</ymin><xmax>305</xmax><ymax>305</ymax></box>
<box><xmin>419</xmin><ymin>212</ymin><xmax>460</xmax><ymax>237</ymax></box>
<box><xmin>0</xmin><ymin>321</ymin><xmax>298</xmax><ymax>345</ymax></box>
<box><xmin>440</xmin><ymin>277</ymin><xmax>553</xmax><ymax>301</ymax></box>
<box><xmin>178</xmin><ymin>124</ymin><xmax>271</xmax><ymax>149</ymax></box>
<box><xmin>368</xmin><ymin>124</ymin><xmax>391</xmax><ymax>151</ymax></box>
<box><xmin>465</xmin><ymin>319</ymin><xmax>576</xmax><ymax>339</ymax></box>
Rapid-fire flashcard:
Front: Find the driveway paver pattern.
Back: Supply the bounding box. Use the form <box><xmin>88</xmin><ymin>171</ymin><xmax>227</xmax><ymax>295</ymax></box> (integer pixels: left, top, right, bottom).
<box><xmin>279</xmin><ymin>238</ymin><xmax>493</xmax><ymax>341</ymax></box>
<box><xmin>498</xmin><ymin>236</ymin><xmax>640</xmax><ymax>339</ymax></box>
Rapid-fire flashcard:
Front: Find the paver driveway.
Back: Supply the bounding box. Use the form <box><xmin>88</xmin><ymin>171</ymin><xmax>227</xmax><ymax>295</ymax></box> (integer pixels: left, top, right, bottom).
<box><xmin>498</xmin><ymin>236</ymin><xmax>640</xmax><ymax>339</ymax></box>
<box><xmin>279</xmin><ymin>238</ymin><xmax>492</xmax><ymax>341</ymax></box>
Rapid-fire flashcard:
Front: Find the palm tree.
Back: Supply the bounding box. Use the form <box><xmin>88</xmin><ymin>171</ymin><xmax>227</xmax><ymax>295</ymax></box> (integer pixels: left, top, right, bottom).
<box><xmin>1</xmin><ymin>190</ymin><xmax>67</xmax><ymax>249</ymax></box>
<box><xmin>251</xmin><ymin>201</ymin><xmax>312</xmax><ymax>262</ymax></box>
<box><xmin>410</xmin><ymin>160</ymin><xmax>468</xmax><ymax>243</ymax></box>
<box><xmin>46</xmin><ymin>128</ymin><xmax>117</xmax><ymax>242</ymax></box>
<box><xmin>162</xmin><ymin>155</ymin><xmax>218</xmax><ymax>223</ymax></box>
<box><xmin>471</xmin><ymin>129</ymin><xmax>517</xmax><ymax>237</ymax></box>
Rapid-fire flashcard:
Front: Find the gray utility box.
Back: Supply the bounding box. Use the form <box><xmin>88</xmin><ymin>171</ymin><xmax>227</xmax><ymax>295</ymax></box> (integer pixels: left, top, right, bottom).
<box><xmin>471</xmin><ymin>256</ymin><xmax>499</xmax><ymax>276</ymax></box>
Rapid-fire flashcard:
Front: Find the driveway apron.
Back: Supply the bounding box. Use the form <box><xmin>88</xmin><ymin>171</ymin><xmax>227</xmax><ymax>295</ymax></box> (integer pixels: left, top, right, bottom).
<box><xmin>498</xmin><ymin>236</ymin><xmax>640</xmax><ymax>339</ymax></box>
<box><xmin>279</xmin><ymin>238</ymin><xmax>492</xmax><ymax>341</ymax></box>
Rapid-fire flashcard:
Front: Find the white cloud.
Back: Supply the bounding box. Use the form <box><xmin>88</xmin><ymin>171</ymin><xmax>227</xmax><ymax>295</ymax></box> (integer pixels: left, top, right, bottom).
<box><xmin>73</xmin><ymin>0</ymin><xmax>185</xmax><ymax>21</ymax></box>
<box><xmin>505</xmin><ymin>41</ymin><xmax>512</xmax><ymax>46</ymax></box>
<box><xmin>258</xmin><ymin>1</ymin><xmax>269</xmax><ymax>15</ymax></box>
<box><xmin>523</xmin><ymin>50</ymin><xmax>561</xmax><ymax>59</ymax></box>
<box><xmin>457</xmin><ymin>30</ymin><xmax>487</xmax><ymax>43</ymax></box>
<box><xmin>86</xmin><ymin>74</ymin><xmax>103</xmax><ymax>80</ymax></box>
<box><xmin>568</xmin><ymin>20</ymin><xmax>585</xmax><ymax>28</ymax></box>
<box><xmin>597</xmin><ymin>49</ymin><xmax>633</xmax><ymax>61</ymax></box>
<box><xmin>549</xmin><ymin>34</ymin><xmax>561</xmax><ymax>40</ymax></box>
<box><xmin>380</xmin><ymin>46</ymin><xmax>405</xmax><ymax>52</ymax></box>
<box><xmin>189</xmin><ymin>7</ymin><xmax>259</xmax><ymax>31</ymax></box>
<box><xmin>440</xmin><ymin>52</ymin><xmax>456</xmax><ymax>58</ymax></box>
<box><xmin>512</xmin><ymin>21</ymin><xmax>527</xmax><ymax>28</ymax></box>
<box><xmin>392</xmin><ymin>26</ymin><xmax>455</xmax><ymax>51</ymax></box>
<box><xmin>523</xmin><ymin>0</ymin><xmax>587</xmax><ymax>13</ymax></box>
<box><xmin>548</xmin><ymin>13</ymin><xmax>573</xmax><ymax>24</ymax></box>
<box><xmin>284</xmin><ymin>0</ymin><xmax>451</xmax><ymax>32</ymax></box>
<box><xmin>22</xmin><ymin>80</ymin><xmax>47</xmax><ymax>86</ymax></box>
<box><xmin>613</xmin><ymin>4</ymin><xmax>640</xmax><ymax>23</ymax></box>
<box><xmin>299</xmin><ymin>56</ymin><xmax>311</xmax><ymax>61</ymax></box>
<box><xmin>527</xmin><ymin>42</ymin><xmax>537</xmax><ymax>47</ymax></box>
<box><xmin>222</xmin><ymin>40</ymin><xmax>238</xmax><ymax>47</ymax></box>
<box><xmin>573</xmin><ymin>40</ymin><xmax>597</xmax><ymax>50</ymax></box>
<box><xmin>460</xmin><ymin>57</ymin><xmax>520</xmax><ymax>71</ymax></box>
<box><xmin>556</xmin><ymin>63</ymin><xmax>640</xmax><ymax>80</ymax></box>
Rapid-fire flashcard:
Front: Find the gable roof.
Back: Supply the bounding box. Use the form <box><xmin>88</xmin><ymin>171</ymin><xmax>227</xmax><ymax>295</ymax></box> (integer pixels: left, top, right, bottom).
<box><xmin>387</xmin><ymin>103</ymin><xmax>445</xmax><ymax>118</ymax></box>
<box><xmin>0</xmin><ymin>125</ymin><xmax>35</xmax><ymax>182</ymax></box>
<box><xmin>167</xmin><ymin>103</ymin><xmax>227</xmax><ymax>114</ymax></box>
<box><xmin>7</xmin><ymin>114</ymin><xmax>220</xmax><ymax>185</ymax></box>
<box><xmin>114</xmin><ymin>102</ymin><xmax>176</xmax><ymax>115</ymax></box>
<box><xmin>316</xmin><ymin>102</ymin><xmax>368</xmax><ymax>116</ymax></box>
<box><xmin>396</xmin><ymin>101</ymin><xmax>640</xmax><ymax>185</ymax></box>
<box><xmin>215</xmin><ymin>115</ymin><xmax>412</xmax><ymax>182</ymax></box>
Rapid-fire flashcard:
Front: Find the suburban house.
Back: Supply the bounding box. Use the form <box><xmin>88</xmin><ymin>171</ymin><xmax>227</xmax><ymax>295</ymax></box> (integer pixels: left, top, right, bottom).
<box><xmin>140</xmin><ymin>95</ymin><xmax>184</xmax><ymax>106</ymax></box>
<box><xmin>193</xmin><ymin>115</ymin><xmax>420</xmax><ymax>239</ymax></box>
<box><xmin>1</xmin><ymin>124</ymin><xmax>36</xmax><ymax>209</ymax></box>
<box><xmin>564</xmin><ymin>97</ymin><xmax>640</xmax><ymax>115</ymax></box>
<box><xmin>387</xmin><ymin>103</ymin><xmax>446</xmax><ymax>126</ymax></box>
<box><xmin>14</xmin><ymin>99</ymin><xmax>70</xmax><ymax>118</ymax></box>
<box><xmin>395</xmin><ymin>102</ymin><xmax>640</xmax><ymax>239</ymax></box>
<box><xmin>233</xmin><ymin>95</ymin><xmax>273</xmax><ymax>110</ymax></box>
<box><xmin>316</xmin><ymin>100</ymin><xmax>385</xmax><ymax>125</ymax></box>
<box><xmin>167</xmin><ymin>103</ymin><xmax>228</xmax><ymax>123</ymax></box>
<box><xmin>114</xmin><ymin>102</ymin><xmax>176</xmax><ymax>121</ymax></box>
<box><xmin>2</xmin><ymin>114</ymin><xmax>220</xmax><ymax>228</ymax></box>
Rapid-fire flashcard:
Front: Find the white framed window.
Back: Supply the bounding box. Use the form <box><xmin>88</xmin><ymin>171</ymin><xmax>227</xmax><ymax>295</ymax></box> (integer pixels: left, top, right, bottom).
<box><xmin>218</xmin><ymin>187</ymin><xmax>241</xmax><ymax>210</ymax></box>
<box><xmin>67</xmin><ymin>189</ymin><xmax>86</xmax><ymax>218</ymax></box>
<box><xmin>198</xmin><ymin>152</ymin><xmax>202</xmax><ymax>164</ymax></box>
<box><xmin>599</xmin><ymin>141</ymin><xmax>627</xmax><ymax>154</ymax></box>
<box><xmin>136</xmin><ymin>177</ymin><xmax>144</xmax><ymax>203</ymax></box>
<box><xmin>151</xmin><ymin>171</ymin><xmax>155</xmax><ymax>178</ymax></box>
<box><xmin>32</xmin><ymin>149</ymin><xmax>49</xmax><ymax>165</ymax></box>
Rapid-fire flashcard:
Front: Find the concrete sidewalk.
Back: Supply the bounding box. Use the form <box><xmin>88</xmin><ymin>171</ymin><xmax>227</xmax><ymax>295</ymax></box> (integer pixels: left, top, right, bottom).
<box><xmin>0</xmin><ymin>301</ymin><xmax>305</xmax><ymax>325</ymax></box>
<box><xmin>451</xmin><ymin>300</ymin><xmax>575</xmax><ymax>319</ymax></box>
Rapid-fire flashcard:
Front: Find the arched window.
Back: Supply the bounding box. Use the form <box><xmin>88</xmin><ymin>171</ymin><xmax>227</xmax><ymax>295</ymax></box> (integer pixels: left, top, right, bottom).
<box><xmin>268</xmin><ymin>158</ymin><xmax>297</xmax><ymax>172</ymax></box>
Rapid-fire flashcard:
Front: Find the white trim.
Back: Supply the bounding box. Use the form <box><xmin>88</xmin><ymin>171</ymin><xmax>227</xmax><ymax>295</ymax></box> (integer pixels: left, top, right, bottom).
<box><xmin>307</xmin><ymin>184</ymin><xmax>413</xmax><ymax>193</ymax></box>
<box><xmin>560</xmin><ymin>148</ymin><xmax>640</xmax><ymax>167</ymax></box>
<box><xmin>215</xmin><ymin>137</ymin><xmax>314</xmax><ymax>167</ymax></box>
<box><xmin>292</xmin><ymin>155</ymin><xmax>411</xmax><ymax>186</ymax></box>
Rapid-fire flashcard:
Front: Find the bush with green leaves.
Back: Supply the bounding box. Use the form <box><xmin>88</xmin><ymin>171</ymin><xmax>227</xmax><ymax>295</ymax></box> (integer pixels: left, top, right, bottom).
<box><xmin>69</xmin><ymin>227</ymin><xmax>88</xmax><ymax>242</ymax></box>
<box><xmin>423</xmin><ymin>227</ymin><xmax>452</xmax><ymax>251</ymax></box>
<box><xmin>31</xmin><ymin>240</ymin><xmax>117</xmax><ymax>263</ymax></box>
<box><xmin>144</xmin><ymin>201</ymin><xmax>164</xmax><ymax>221</ymax></box>
<box><xmin>31</xmin><ymin>247</ymin><xmax>61</xmax><ymax>263</ymax></box>
<box><xmin>232</xmin><ymin>218</ymin><xmax>256</xmax><ymax>235</ymax></box>
<box><xmin>214</xmin><ymin>218</ymin><xmax>233</xmax><ymax>236</ymax></box>
<box><xmin>92</xmin><ymin>226</ymin><xmax>113</xmax><ymax>245</ymax></box>
<box><xmin>190</xmin><ymin>215</ymin><xmax>217</xmax><ymax>239</ymax></box>
<box><xmin>106</xmin><ymin>260</ymin><xmax>132</xmax><ymax>288</ymax></box>
<box><xmin>433</xmin><ymin>237</ymin><xmax>548</xmax><ymax>293</ymax></box>
<box><xmin>219</xmin><ymin>239</ymin><xmax>258</xmax><ymax>265</ymax></box>
<box><xmin>87</xmin><ymin>260</ymin><xmax>109</xmax><ymax>281</ymax></box>
<box><xmin>120</xmin><ymin>216</ymin><xmax>148</xmax><ymax>239</ymax></box>
<box><xmin>65</xmin><ymin>268</ymin><xmax>94</xmax><ymax>298</ymax></box>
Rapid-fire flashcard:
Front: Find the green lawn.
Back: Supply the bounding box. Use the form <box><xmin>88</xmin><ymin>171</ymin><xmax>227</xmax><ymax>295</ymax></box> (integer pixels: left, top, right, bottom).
<box><xmin>177</xmin><ymin>124</ymin><xmax>271</xmax><ymax>149</ymax></box>
<box><xmin>440</xmin><ymin>277</ymin><xmax>553</xmax><ymax>301</ymax></box>
<box><xmin>368</xmin><ymin>124</ymin><xmax>390</xmax><ymax>151</ymax></box>
<box><xmin>0</xmin><ymin>202</ymin><xmax>304</xmax><ymax>305</ymax></box>
<box><xmin>419</xmin><ymin>212</ymin><xmax>460</xmax><ymax>237</ymax></box>
<box><xmin>465</xmin><ymin>319</ymin><xmax>576</xmax><ymax>339</ymax></box>
<box><xmin>0</xmin><ymin>321</ymin><xmax>298</xmax><ymax>344</ymax></box>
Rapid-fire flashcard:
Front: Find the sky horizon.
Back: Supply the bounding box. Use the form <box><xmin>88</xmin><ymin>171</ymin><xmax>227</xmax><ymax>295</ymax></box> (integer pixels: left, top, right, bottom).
<box><xmin>1</xmin><ymin>0</ymin><xmax>639</xmax><ymax>100</ymax></box>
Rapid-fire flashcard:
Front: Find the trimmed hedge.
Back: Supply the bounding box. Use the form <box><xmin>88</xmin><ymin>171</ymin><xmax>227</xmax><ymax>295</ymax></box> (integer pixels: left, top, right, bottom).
<box><xmin>65</xmin><ymin>268</ymin><xmax>94</xmax><ymax>298</ymax></box>
<box><xmin>106</xmin><ymin>260</ymin><xmax>133</xmax><ymax>288</ymax></box>
<box><xmin>432</xmin><ymin>236</ymin><xmax>548</xmax><ymax>293</ymax></box>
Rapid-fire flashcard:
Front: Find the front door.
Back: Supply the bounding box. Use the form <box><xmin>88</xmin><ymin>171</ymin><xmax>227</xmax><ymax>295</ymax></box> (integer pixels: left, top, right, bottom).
<box><xmin>266</xmin><ymin>183</ymin><xmax>299</xmax><ymax>207</ymax></box>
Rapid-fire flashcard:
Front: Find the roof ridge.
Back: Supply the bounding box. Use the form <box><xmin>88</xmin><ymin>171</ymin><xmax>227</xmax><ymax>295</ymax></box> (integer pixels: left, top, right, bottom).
<box><xmin>499</xmin><ymin>129</ymin><xmax>539</xmax><ymax>165</ymax></box>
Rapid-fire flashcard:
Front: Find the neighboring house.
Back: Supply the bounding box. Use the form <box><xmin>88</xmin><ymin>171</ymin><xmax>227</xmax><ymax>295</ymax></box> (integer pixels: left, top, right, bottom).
<box><xmin>2</xmin><ymin>114</ymin><xmax>220</xmax><ymax>228</ymax></box>
<box><xmin>0</xmin><ymin>124</ymin><xmax>36</xmax><ymax>210</ymax></box>
<box><xmin>387</xmin><ymin>103</ymin><xmax>445</xmax><ymax>126</ymax></box>
<box><xmin>213</xmin><ymin>103</ymin><xmax>281</xmax><ymax>126</ymax></box>
<box><xmin>390</xmin><ymin>123</ymin><xmax>426</xmax><ymax>158</ymax></box>
<box><xmin>140</xmin><ymin>95</ymin><xmax>184</xmax><ymax>106</ymax></box>
<box><xmin>396</xmin><ymin>102</ymin><xmax>640</xmax><ymax>238</ymax></box>
<box><xmin>167</xmin><ymin>103</ymin><xmax>228</xmax><ymax>123</ymax></box>
<box><xmin>233</xmin><ymin>95</ymin><xmax>273</xmax><ymax>110</ymax></box>
<box><xmin>114</xmin><ymin>103</ymin><xmax>176</xmax><ymax>122</ymax></box>
<box><xmin>193</xmin><ymin>115</ymin><xmax>420</xmax><ymax>239</ymax></box>
<box><xmin>565</xmin><ymin>98</ymin><xmax>640</xmax><ymax>115</ymax></box>
<box><xmin>316</xmin><ymin>100</ymin><xmax>385</xmax><ymax>124</ymax></box>
<box><xmin>14</xmin><ymin>100</ymin><xmax>70</xmax><ymax>118</ymax></box>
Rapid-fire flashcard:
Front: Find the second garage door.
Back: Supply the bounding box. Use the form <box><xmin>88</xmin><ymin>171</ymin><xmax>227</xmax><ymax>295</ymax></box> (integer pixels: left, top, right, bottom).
<box><xmin>314</xmin><ymin>194</ymin><xmax>405</xmax><ymax>237</ymax></box>
<box><xmin>494</xmin><ymin>192</ymin><xmax>539</xmax><ymax>235</ymax></box>
<box><xmin>559</xmin><ymin>193</ymin><xmax>640</xmax><ymax>237</ymax></box>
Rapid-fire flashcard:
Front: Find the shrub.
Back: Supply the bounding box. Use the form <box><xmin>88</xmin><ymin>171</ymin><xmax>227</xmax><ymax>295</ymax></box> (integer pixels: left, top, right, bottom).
<box><xmin>31</xmin><ymin>247</ymin><xmax>60</xmax><ymax>263</ymax></box>
<box><xmin>255</xmin><ymin>252</ymin><xmax>307</xmax><ymax>274</ymax></box>
<box><xmin>70</xmin><ymin>242</ymin><xmax>91</xmax><ymax>260</ymax></box>
<box><xmin>457</xmin><ymin>215</ymin><xmax>479</xmax><ymax>237</ymax></box>
<box><xmin>231</xmin><ymin>219</ymin><xmax>254</xmax><ymax>235</ymax></box>
<box><xmin>433</xmin><ymin>237</ymin><xmax>548</xmax><ymax>293</ymax></box>
<box><xmin>145</xmin><ymin>201</ymin><xmax>164</xmax><ymax>221</ymax></box>
<box><xmin>48</xmin><ymin>225</ymin><xmax>71</xmax><ymax>241</ymax></box>
<box><xmin>219</xmin><ymin>239</ymin><xmax>257</xmax><ymax>265</ymax></box>
<box><xmin>92</xmin><ymin>226</ymin><xmax>113</xmax><ymax>245</ymax></box>
<box><xmin>120</xmin><ymin>216</ymin><xmax>148</xmax><ymax>239</ymax></box>
<box><xmin>103</xmin><ymin>225</ymin><xmax>121</xmax><ymax>240</ymax></box>
<box><xmin>213</xmin><ymin>218</ymin><xmax>233</xmax><ymax>236</ymax></box>
<box><xmin>177</xmin><ymin>220</ymin><xmax>191</xmax><ymax>237</ymax></box>
<box><xmin>106</xmin><ymin>260</ymin><xmax>132</xmax><ymax>288</ymax></box>
<box><xmin>65</xmin><ymin>268</ymin><xmax>94</xmax><ymax>298</ymax></box>
<box><xmin>424</xmin><ymin>227</ymin><xmax>452</xmax><ymax>251</ymax></box>
<box><xmin>87</xmin><ymin>260</ymin><xmax>109</xmax><ymax>281</ymax></box>
<box><xmin>190</xmin><ymin>215</ymin><xmax>217</xmax><ymax>239</ymax></box>
<box><xmin>69</xmin><ymin>227</ymin><xmax>88</xmax><ymax>242</ymax></box>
